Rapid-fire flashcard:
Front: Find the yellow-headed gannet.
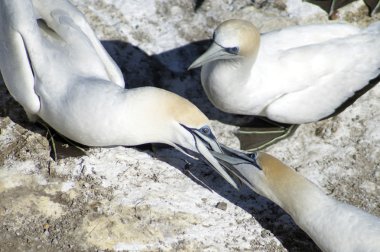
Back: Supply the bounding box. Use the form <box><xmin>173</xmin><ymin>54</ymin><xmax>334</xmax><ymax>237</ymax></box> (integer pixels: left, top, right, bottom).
<box><xmin>0</xmin><ymin>0</ymin><xmax>251</xmax><ymax>189</ymax></box>
<box><xmin>189</xmin><ymin>19</ymin><xmax>380</xmax><ymax>151</ymax></box>
<box><xmin>212</xmin><ymin>146</ymin><xmax>380</xmax><ymax>252</ymax></box>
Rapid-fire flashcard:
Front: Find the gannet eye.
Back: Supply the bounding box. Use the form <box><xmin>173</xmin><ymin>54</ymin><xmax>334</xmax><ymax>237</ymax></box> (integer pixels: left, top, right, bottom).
<box><xmin>200</xmin><ymin>125</ymin><xmax>211</xmax><ymax>136</ymax></box>
<box><xmin>226</xmin><ymin>47</ymin><xmax>239</xmax><ymax>54</ymax></box>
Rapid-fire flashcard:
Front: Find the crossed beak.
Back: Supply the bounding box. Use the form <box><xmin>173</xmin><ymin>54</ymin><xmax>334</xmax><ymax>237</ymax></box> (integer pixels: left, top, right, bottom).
<box><xmin>181</xmin><ymin>126</ymin><xmax>261</xmax><ymax>190</ymax></box>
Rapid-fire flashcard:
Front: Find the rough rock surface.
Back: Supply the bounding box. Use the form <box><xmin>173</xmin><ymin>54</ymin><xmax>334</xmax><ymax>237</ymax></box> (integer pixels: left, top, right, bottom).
<box><xmin>0</xmin><ymin>0</ymin><xmax>379</xmax><ymax>251</ymax></box>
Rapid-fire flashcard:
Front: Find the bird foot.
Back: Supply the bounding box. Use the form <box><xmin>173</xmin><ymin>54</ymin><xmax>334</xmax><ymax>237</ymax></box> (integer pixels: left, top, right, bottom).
<box><xmin>235</xmin><ymin>124</ymin><xmax>298</xmax><ymax>152</ymax></box>
<box><xmin>38</xmin><ymin>120</ymin><xmax>88</xmax><ymax>161</ymax></box>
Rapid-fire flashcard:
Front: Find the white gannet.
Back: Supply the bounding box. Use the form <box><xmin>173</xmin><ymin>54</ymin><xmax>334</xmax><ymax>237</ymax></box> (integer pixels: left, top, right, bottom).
<box><xmin>0</xmin><ymin>0</ymin><xmax>251</xmax><ymax>189</ymax></box>
<box><xmin>189</xmin><ymin>19</ymin><xmax>380</xmax><ymax>151</ymax></box>
<box><xmin>212</xmin><ymin>146</ymin><xmax>380</xmax><ymax>252</ymax></box>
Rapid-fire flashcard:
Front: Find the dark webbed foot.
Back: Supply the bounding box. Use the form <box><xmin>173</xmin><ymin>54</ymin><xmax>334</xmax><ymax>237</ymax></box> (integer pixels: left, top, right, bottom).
<box><xmin>38</xmin><ymin>120</ymin><xmax>88</xmax><ymax>161</ymax></box>
<box><xmin>234</xmin><ymin>118</ymin><xmax>298</xmax><ymax>152</ymax></box>
<box><xmin>304</xmin><ymin>0</ymin><xmax>380</xmax><ymax>18</ymax></box>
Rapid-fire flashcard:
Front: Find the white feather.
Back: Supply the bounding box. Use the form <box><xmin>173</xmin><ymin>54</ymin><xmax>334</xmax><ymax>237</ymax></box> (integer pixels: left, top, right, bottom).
<box><xmin>198</xmin><ymin>21</ymin><xmax>380</xmax><ymax>124</ymax></box>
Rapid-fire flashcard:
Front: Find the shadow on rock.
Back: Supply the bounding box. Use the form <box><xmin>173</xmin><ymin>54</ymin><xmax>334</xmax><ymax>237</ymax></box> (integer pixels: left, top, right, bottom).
<box><xmin>0</xmin><ymin>81</ymin><xmax>87</xmax><ymax>160</ymax></box>
<box><xmin>151</xmin><ymin>145</ymin><xmax>321</xmax><ymax>252</ymax></box>
<box><xmin>101</xmin><ymin>39</ymin><xmax>254</xmax><ymax>126</ymax></box>
<box><xmin>0</xmin><ymin>40</ymin><xmax>320</xmax><ymax>251</ymax></box>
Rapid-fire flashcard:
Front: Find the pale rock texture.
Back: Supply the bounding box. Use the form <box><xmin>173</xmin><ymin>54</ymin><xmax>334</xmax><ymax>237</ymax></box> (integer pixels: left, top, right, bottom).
<box><xmin>0</xmin><ymin>0</ymin><xmax>378</xmax><ymax>251</ymax></box>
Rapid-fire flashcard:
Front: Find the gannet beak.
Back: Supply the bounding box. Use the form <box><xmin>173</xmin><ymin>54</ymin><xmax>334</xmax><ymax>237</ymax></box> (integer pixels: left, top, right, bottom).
<box><xmin>194</xmin><ymin>137</ymin><xmax>240</xmax><ymax>189</ymax></box>
<box><xmin>188</xmin><ymin>42</ymin><xmax>233</xmax><ymax>69</ymax></box>
<box><xmin>209</xmin><ymin>144</ymin><xmax>262</xmax><ymax>192</ymax></box>
<box><xmin>177</xmin><ymin>125</ymin><xmax>262</xmax><ymax>190</ymax></box>
<box><xmin>175</xmin><ymin>124</ymin><xmax>238</xmax><ymax>189</ymax></box>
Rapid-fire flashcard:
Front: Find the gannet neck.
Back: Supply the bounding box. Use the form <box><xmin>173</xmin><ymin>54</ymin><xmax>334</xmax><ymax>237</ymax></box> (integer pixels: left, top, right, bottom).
<box><xmin>257</xmin><ymin>153</ymin><xmax>328</xmax><ymax>215</ymax></box>
<box><xmin>256</xmin><ymin>153</ymin><xmax>380</xmax><ymax>252</ymax></box>
<box><xmin>212</xmin><ymin>150</ymin><xmax>380</xmax><ymax>251</ymax></box>
<box><xmin>202</xmin><ymin>54</ymin><xmax>255</xmax><ymax>85</ymax></box>
<box><xmin>44</xmin><ymin>86</ymin><xmax>208</xmax><ymax>147</ymax></box>
<box><xmin>200</xmin><ymin>55</ymin><xmax>256</xmax><ymax>114</ymax></box>
<box><xmin>124</xmin><ymin>87</ymin><xmax>209</xmax><ymax>145</ymax></box>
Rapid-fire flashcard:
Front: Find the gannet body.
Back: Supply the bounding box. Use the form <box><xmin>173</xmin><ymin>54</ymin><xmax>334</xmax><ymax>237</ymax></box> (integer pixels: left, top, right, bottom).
<box><xmin>0</xmin><ymin>0</ymin><xmax>251</xmax><ymax>189</ymax></box>
<box><xmin>189</xmin><ymin>20</ymin><xmax>380</xmax><ymax>125</ymax></box>
<box><xmin>213</xmin><ymin>148</ymin><xmax>380</xmax><ymax>252</ymax></box>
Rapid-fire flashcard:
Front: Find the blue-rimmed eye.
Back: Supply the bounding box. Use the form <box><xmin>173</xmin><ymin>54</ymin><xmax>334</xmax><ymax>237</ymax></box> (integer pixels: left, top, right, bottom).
<box><xmin>226</xmin><ymin>47</ymin><xmax>239</xmax><ymax>54</ymax></box>
<box><xmin>200</xmin><ymin>126</ymin><xmax>211</xmax><ymax>136</ymax></box>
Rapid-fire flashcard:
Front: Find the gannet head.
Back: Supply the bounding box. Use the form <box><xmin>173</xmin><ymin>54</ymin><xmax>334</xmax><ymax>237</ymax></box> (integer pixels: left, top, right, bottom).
<box><xmin>211</xmin><ymin>150</ymin><xmax>323</xmax><ymax>213</ymax></box>
<box><xmin>140</xmin><ymin>88</ymin><xmax>242</xmax><ymax>188</ymax></box>
<box><xmin>188</xmin><ymin>19</ymin><xmax>260</xmax><ymax>69</ymax></box>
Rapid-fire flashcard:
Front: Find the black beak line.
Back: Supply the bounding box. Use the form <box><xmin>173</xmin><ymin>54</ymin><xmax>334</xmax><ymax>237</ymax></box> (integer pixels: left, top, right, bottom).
<box><xmin>219</xmin><ymin>144</ymin><xmax>261</xmax><ymax>169</ymax></box>
<box><xmin>180</xmin><ymin>124</ymin><xmax>220</xmax><ymax>152</ymax></box>
<box><xmin>178</xmin><ymin>124</ymin><xmax>263</xmax><ymax>190</ymax></box>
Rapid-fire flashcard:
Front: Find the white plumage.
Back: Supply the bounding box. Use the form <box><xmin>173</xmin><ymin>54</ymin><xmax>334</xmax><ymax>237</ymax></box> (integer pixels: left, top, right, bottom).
<box><xmin>0</xmin><ymin>0</ymin><xmax>246</xmax><ymax>189</ymax></box>
<box><xmin>2</xmin><ymin>2</ymin><xmax>379</xmax><ymax>250</ymax></box>
<box><xmin>189</xmin><ymin>20</ymin><xmax>380</xmax><ymax>124</ymax></box>
<box><xmin>213</xmin><ymin>149</ymin><xmax>380</xmax><ymax>252</ymax></box>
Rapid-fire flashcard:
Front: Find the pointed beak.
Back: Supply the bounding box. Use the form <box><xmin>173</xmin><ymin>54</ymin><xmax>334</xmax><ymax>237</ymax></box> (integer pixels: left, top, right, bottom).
<box><xmin>209</xmin><ymin>144</ymin><xmax>262</xmax><ymax>192</ymax></box>
<box><xmin>185</xmin><ymin>128</ymin><xmax>261</xmax><ymax>190</ymax></box>
<box><xmin>193</xmin><ymin>137</ymin><xmax>239</xmax><ymax>189</ymax></box>
<box><xmin>188</xmin><ymin>42</ymin><xmax>229</xmax><ymax>70</ymax></box>
<box><xmin>177</xmin><ymin>125</ymin><xmax>262</xmax><ymax>190</ymax></box>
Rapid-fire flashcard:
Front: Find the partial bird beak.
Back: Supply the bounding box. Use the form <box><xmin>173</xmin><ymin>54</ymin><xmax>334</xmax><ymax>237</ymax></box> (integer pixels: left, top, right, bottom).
<box><xmin>209</xmin><ymin>144</ymin><xmax>262</xmax><ymax>192</ymax></box>
<box><xmin>192</xmin><ymin>136</ymin><xmax>240</xmax><ymax>189</ymax></box>
<box><xmin>188</xmin><ymin>42</ymin><xmax>230</xmax><ymax>69</ymax></box>
<box><xmin>179</xmin><ymin>125</ymin><xmax>262</xmax><ymax>190</ymax></box>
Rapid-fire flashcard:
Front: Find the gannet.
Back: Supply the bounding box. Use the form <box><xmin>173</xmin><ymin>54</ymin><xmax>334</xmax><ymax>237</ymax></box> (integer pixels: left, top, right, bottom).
<box><xmin>189</xmin><ymin>19</ymin><xmax>380</xmax><ymax>151</ymax></box>
<box><xmin>0</xmin><ymin>0</ymin><xmax>252</xmax><ymax>189</ymax></box>
<box><xmin>212</xmin><ymin>147</ymin><xmax>380</xmax><ymax>252</ymax></box>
